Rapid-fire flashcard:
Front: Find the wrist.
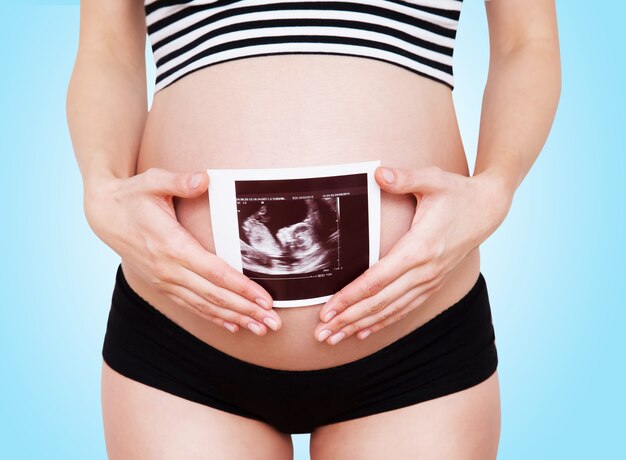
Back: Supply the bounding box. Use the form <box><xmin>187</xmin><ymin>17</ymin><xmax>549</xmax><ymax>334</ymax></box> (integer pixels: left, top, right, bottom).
<box><xmin>83</xmin><ymin>169</ymin><xmax>123</xmax><ymax>204</ymax></box>
<box><xmin>470</xmin><ymin>169</ymin><xmax>516</xmax><ymax>234</ymax></box>
<box><xmin>472</xmin><ymin>168</ymin><xmax>518</xmax><ymax>203</ymax></box>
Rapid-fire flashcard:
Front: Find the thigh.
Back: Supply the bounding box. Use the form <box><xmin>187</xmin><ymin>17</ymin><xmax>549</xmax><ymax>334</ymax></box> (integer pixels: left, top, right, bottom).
<box><xmin>310</xmin><ymin>371</ymin><xmax>501</xmax><ymax>460</ymax></box>
<box><xmin>101</xmin><ymin>361</ymin><xmax>294</xmax><ymax>460</ymax></box>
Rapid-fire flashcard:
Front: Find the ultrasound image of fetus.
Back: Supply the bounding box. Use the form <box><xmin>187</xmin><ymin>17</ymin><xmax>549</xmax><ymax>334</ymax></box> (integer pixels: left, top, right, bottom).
<box><xmin>239</xmin><ymin>198</ymin><xmax>339</xmax><ymax>275</ymax></box>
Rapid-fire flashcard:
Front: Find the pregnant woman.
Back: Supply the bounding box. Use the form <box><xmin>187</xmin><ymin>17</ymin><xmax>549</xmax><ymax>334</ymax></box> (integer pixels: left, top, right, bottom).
<box><xmin>66</xmin><ymin>0</ymin><xmax>560</xmax><ymax>458</ymax></box>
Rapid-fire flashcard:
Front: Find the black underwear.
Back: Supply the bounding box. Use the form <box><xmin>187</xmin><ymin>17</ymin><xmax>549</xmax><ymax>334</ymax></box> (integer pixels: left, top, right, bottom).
<box><xmin>102</xmin><ymin>264</ymin><xmax>498</xmax><ymax>434</ymax></box>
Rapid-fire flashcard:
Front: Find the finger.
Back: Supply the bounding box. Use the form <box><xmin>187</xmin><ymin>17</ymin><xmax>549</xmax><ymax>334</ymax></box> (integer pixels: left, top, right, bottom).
<box><xmin>375</xmin><ymin>165</ymin><xmax>445</xmax><ymax>195</ymax></box>
<box><xmin>178</xmin><ymin>265</ymin><xmax>282</xmax><ymax>332</ymax></box>
<box><xmin>354</xmin><ymin>283</ymin><xmax>424</xmax><ymax>339</ymax></box>
<box><xmin>166</xmin><ymin>282</ymin><xmax>269</xmax><ymax>336</ymax></box>
<box><xmin>314</xmin><ymin>263</ymin><xmax>422</xmax><ymax>340</ymax></box>
<box><xmin>318</xmin><ymin>265</ymin><xmax>441</xmax><ymax>343</ymax></box>
<box><xmin>319</xmin><ymin>230</ymin><xmax>420</xmax><ymax>322</ymax></box>
<box><xmin>140</xmin><ymin>167</ymin><xmax>209</xmax><ymax>198</ymax></box>
<box><xmin>176</xmin><ymin>236</ymin><xmax>275</xmax><ymax>311</ymax></box>
<box><xmin>360</xmin><ymin>279</ymin><xmax>444</xmax><ymax>337</ymax></box>
<box><xmin>163</xmin><ymin>289</ymin><xmax>239</xmax><ymax>333</ymax></box>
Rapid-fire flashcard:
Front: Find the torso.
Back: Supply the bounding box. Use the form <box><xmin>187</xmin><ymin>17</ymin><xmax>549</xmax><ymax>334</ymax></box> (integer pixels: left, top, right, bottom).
<box><xmin>122</xmin><ymin>54</ymin><xmax>481</xmax><ymax>371</ymax></box>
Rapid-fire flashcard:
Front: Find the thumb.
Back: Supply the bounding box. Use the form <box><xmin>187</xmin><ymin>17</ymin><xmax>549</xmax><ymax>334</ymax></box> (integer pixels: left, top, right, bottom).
<box><xmin>142</xmin><ymin>168</ymin><xmax>209</xmax><ymax>197</ymax></box>
<box><xmin>183</xmin><ymin>171</ymin><xmax>210</xmax><ymax>197</ymax></box>
<box><xmin>375</xmin><ymin>166</ymin><xmax>440</xmax><ymax>195</ymax></box>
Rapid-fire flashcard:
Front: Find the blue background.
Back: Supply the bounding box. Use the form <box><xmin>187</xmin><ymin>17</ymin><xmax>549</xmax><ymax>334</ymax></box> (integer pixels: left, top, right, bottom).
<box><xmin>1</xmin><ymin>1</ymin><xmax>624</xmax><ymax>458</ymax></box>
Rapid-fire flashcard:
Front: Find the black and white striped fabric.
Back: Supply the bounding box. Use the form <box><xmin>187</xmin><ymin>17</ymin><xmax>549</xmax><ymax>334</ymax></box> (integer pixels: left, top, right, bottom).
<box><xmin>145</xmin><ymin>0</ymin><xmax>464</xmax><ymax>93</ymax></box>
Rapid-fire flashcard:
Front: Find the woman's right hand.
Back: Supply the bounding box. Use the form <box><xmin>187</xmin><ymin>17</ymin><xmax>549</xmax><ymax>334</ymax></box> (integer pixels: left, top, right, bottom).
<box><xmin>83</xmin><ymin>167</ymin><xmax>282</xmax><ymax>336</ymax></box>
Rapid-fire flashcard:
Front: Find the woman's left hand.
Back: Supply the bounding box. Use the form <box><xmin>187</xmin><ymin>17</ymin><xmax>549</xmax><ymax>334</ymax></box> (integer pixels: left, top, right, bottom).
<box><xmin>313</xmin><ymin>165</ymin><xmax>513</xmax><ymax>345</ymax></box>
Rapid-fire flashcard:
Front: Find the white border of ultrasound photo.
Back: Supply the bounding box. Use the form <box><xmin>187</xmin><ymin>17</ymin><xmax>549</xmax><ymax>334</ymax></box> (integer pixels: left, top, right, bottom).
<box><xmin>206</xmin><ymin>160</ymin><xmax>381</xmax><ymax>308</ymax></box>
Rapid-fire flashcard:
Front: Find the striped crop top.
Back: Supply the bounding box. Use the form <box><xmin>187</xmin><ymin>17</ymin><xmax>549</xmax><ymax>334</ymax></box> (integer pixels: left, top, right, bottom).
<box><xmin>145</xmin><ymin>0</ymin><xmax>466</xmax><ymax>94</ymax></box>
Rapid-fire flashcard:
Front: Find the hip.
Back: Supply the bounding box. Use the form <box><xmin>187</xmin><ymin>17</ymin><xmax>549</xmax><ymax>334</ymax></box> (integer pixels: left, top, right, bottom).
<box><xmin>103</xmin><ymin>265</ymin><xmax>497</xmax><ymax>434</ymax></box>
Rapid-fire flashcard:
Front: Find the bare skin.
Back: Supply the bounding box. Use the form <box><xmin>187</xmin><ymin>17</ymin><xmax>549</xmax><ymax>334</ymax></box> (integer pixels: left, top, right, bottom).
<box><xmin>102</xmin><ymin>362</ymin><xmax>500</xmax><ymax>459</ymax></box>
<box><xmin>67</xmin><ymin>0</ymin><xmax>560</xmax><ymax>458</ymax></box>
<box><xmin>125</xmin><ymin>54</ymin><xmax>485</xmax><ymax>370</ymax></box>
<box><xmin>101</xmin><ymin>361</ymin><xmax>295</xmax><ymax>459</ymax></box>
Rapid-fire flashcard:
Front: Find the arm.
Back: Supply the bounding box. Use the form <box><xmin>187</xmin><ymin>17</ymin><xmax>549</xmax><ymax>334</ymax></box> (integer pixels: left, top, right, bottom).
<box><xmin>66</xmin><ymin>0</ymin><xmax>281</xmax><ymax>336</ymax></box>
<box><xmin>66</xmin><ymin>0</ymin><xmax>147</xmax><ymax>190</ymax></box>
<box><xmin>473</xmin><ymin>0</ymin><xmax>561</xmax><ymax>201</ymax></box>
<box><xmin>312</xmin><ymin>0</ymin><xmax>562</xmax><ymax>343</ymax></box>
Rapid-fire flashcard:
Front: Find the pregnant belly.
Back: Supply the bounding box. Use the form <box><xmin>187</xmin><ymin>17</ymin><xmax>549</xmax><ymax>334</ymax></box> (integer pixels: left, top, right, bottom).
<box><xmin>123</xmin><ymin>55</ymin><xmax>481</xmax><ymax>370</ymax></box>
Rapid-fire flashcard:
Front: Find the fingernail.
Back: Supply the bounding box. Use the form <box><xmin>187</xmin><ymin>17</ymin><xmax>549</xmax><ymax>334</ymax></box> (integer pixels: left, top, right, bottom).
<box><xmin>263</xmin><ymin>317</ymin><xmax>278</xmax><ymax>331</ymax></box>
<box><xmin>255</xmin><ymin>297</ymin><xmax>269</xmax><ymax>309</ymax></box>
<box><xmin>322</xmin><ymin>310</ymin><xmax>336</xmax><ymax>322</ymax></box>
<box><xmin>329</xmin><ymin>331</ymin><xmax>346</xmax><ymax>345</ymax></box>
<box><xmin>189</xmin><ymin>173</ymin><xmax>203</xmax><ymax>189</ymax></box>
<box><xmin>224</xmin><ymin>322</ymin><xmax>237</xmax><ymax>333</ymax></box>
<box><xmin>248</xmin><ymin>323</ymin><xmax>262</xmax><ymax>335</ymax></box>
<box><xmin>382</xmin><ymin>168</ymin><xmax>394</xmax><ymax>183</ymax></box>
<box><xmin>317</xmin><ymin>329</ymin><xmax>332</xmax><ymax>342</ymax></box>
<box><xmin>358</xmin><ymin>330</ymin><xmax>372</xmax><ymax>340</ymax></box>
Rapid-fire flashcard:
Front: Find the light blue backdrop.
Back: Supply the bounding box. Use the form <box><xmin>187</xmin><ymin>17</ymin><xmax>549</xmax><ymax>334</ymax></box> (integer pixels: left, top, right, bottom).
<box><xmin>1</xmin><ymin>1</ymin><xmax>624</xmax><ymax>459</ymax></box>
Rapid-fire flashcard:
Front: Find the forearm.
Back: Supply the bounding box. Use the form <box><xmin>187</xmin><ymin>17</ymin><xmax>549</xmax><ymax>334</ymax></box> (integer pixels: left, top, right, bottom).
<box><xmin>66</xmin><ymin>45</ymin><xmax>147</xmax><ymax>192</ymax></box>
<box><xmin>473</xmin><ymin>37</ymin><xmax>562</xmax><ymax>199</ymax></box>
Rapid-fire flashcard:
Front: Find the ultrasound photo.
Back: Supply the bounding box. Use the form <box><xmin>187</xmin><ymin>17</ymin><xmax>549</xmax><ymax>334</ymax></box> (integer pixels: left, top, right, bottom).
<box><xmin>207</xmin><ymin>161</ymin><xmax>380</xmax><ymax>307</ymax></box>
<box><xmin>235</xmin><ymin>174</ymin><xmax>370</xmax><ymax>303</ymax></box>
<box><xmin>237</xmin><ymin>197</ymin><xmax>339</xmax><ymax>276</ymax></box>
